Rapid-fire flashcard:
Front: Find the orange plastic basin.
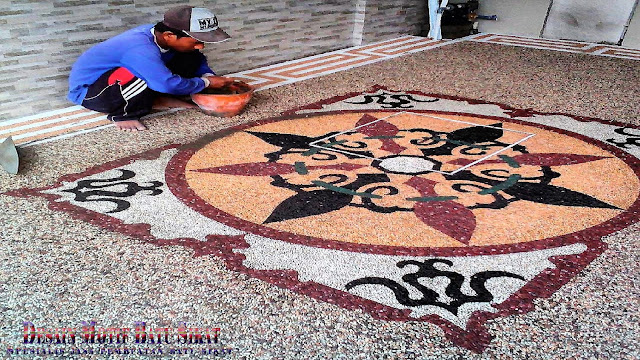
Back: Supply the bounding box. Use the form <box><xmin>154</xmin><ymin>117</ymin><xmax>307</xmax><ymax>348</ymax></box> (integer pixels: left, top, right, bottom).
<box><xmin>191</xmin><ymin>81</ymin><xmax>254</xmax><ymax>117</ymax></box>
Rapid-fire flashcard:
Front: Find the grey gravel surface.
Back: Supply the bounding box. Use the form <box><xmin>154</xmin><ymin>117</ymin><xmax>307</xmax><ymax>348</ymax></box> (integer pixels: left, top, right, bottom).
<box><xmin>0</xmin><ymin>42</ymin><xmax>638</xmax><ymax>359</ymax></box>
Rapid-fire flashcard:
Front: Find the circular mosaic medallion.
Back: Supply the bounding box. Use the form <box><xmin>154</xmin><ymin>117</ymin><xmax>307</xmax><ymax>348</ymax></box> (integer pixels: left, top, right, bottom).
<box><xmin>172</xmin><ymin>111</ymin><xmax>639</xmax><ymax>255</ymax></box>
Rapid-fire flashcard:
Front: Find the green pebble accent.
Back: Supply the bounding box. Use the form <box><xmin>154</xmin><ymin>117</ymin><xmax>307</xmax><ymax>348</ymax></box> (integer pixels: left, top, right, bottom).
<box><xmin>303</xmin><ymin>140</ymin><xmax>348</xmax><ymax>156</ymax></box>
<box><xmin>302</xmin><ymin>147</ymin><xmax>321</xmax><ymax>156</ymax></box>
<box><xmin>498</xmin><ymin>155</ymin><xmax>520</xmax><ymax>168</ymax></box>
<box><xmin>294</xmin><ymin>162</ymin><xmax>309</xmax><ymax>175</ymax></box>
<box><xmin>311</xmin><ymin>180</ymin><xmax>382</xmax><ymax>199</ymax></box>
<box><xmin>478</xmin><ymin>174</ymin><xmax>522</xmax><ymax>195</ymax></box>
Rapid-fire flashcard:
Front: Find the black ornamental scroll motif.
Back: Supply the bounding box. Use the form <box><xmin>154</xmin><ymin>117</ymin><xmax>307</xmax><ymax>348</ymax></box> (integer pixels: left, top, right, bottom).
<box><xmin>62</xmin><ymin>169</ymin><xmax>163</xmax><ymax>213</ymax></box>
<box><xmin>345</xmin><ymin>259</ymin><xmax>525</xmax><ymax>315</ymax></box>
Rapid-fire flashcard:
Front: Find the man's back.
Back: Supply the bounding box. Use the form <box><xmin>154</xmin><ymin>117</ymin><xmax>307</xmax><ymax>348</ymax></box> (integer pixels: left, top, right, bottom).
<box><xmin>68</xmin><ymin>24</ymin><xmax>157</xmax><ymax>104</ymax></box>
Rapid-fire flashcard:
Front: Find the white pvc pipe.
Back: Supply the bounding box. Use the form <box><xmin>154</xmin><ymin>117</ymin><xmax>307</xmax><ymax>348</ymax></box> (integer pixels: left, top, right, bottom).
<box><xmin>428</xmin><ymin>0</ymin><xmax>450</xmax><ymax>40</ymax></box>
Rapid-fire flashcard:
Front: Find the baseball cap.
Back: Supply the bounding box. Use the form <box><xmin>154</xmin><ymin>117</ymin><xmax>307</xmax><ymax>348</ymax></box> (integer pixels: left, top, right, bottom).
<box><xmin>162</xmin><ymin>5</ymin><xmax>230</xmax><ymax>43</ymax></box>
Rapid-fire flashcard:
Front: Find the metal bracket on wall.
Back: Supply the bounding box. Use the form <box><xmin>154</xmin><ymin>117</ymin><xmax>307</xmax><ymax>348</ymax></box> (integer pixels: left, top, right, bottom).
<box><xmin>0</xmin><ymin>137</ymin><xmax>19</xmax><ymax>175</ymax></box>
<box><xmin>540</xmin><ymin>0</ymin><xmax>555</xmax><ymax>38</ymax></box>
<box><xmin>621</xmin><ymin>0</ymin><xmax>640</xmax><ymax>45</ymax></box>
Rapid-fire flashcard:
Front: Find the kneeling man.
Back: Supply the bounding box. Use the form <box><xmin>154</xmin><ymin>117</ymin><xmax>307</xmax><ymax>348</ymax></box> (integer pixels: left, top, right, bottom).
<box><xmin>67</xmin><ymin>5</ymin><xmax>234</xmax><ymax>131</ymax></box>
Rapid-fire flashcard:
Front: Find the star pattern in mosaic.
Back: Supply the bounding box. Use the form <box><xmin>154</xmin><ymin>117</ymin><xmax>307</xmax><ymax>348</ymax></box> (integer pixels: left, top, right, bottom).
<box><xmin>186</xmin><ymin>111</ymin><xmax>629</xmax><ymax>248</ymax></box>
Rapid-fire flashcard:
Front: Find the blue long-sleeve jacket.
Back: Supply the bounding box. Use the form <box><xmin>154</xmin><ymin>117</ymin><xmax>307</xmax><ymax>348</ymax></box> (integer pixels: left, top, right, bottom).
<box><xmin>68</xmin><ymin>24</ymin><xmax>214</xmax><ymax>104</ymax></box>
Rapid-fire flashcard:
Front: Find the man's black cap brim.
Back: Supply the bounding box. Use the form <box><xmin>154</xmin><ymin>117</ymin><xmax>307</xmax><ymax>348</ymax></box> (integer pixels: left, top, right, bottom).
<box><xmin>187</xmin><ymin>28</ymin><xmax>230</xmax><ymax>43</ymax></box>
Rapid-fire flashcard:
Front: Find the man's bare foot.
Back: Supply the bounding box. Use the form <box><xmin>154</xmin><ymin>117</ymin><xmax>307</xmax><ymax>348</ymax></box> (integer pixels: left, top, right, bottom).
<box><xmin>115</xmin><ymin>119</ymin><xmax>147</xmax><ymax>132</ymax></box>
<box><xmin>153</xmin><ymin>96</ymin><xmax>199</xmax><ymax>110</ymax></box>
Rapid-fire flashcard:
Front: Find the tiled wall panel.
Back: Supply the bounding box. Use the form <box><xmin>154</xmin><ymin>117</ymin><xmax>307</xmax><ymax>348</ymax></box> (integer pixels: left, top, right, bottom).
<box><xmin>360</xmin><ymin>0</ymin><xmax>428</xmax><ymax>43</ymax></box>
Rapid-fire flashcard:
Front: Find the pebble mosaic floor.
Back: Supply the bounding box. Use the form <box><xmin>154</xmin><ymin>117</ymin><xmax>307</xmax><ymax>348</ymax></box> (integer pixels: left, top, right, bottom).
<box><xmin>6</xmin><ymin>86</ymin><xmax>640</xmax><ymax>354</ymax></box>
<box><xmin>1</xmin><ymin>37</ymin><xmax>639</xmax><ymax>359</ymax></box>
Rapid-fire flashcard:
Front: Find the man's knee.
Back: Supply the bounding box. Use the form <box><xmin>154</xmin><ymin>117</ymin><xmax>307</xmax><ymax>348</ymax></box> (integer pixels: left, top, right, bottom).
<box><xmin>83</xmin><ymin>67</ymin><xmax>154</xmax><ymax>120</ymax></box>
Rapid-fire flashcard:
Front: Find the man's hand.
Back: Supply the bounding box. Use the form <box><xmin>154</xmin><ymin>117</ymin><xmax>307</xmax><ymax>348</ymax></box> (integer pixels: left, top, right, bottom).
<box><xmin>206</xmin><ymin>76</ymin><xmax>234</xmax><ymax>89</ymax></box>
